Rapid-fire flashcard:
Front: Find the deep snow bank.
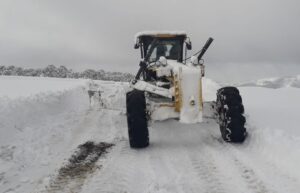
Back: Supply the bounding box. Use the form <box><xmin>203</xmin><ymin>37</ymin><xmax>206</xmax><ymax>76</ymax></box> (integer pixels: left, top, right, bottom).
<box><xmin>0</xmin><ymin>76</ymin><xmax>89</xmax><ymax>144</ymax></box>
<box><xmin>0</xmin><ymin>76</ymin><xmax>90</xmax><ymax>193</ymax></box>
<box><xmin>0</xmin><ymin>76</ymin><xmax>89</xmax><ymax>99</ymax></box>
<box><xmin>239</xmin><ymin>86</ymin><xmax>300</xmax><ymax>179</ymax></box>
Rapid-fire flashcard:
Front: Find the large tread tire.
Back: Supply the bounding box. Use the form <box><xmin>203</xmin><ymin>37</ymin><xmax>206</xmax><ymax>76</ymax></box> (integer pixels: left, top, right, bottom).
<box><xmin>126</xmin><ymin>90</ymin><xmax>149</xmax><ymax>148</ymax></box>
<box><xmin>217</xmin><ymin>87</ymin><xmax>247</xmax><ymax>143</ymax></box>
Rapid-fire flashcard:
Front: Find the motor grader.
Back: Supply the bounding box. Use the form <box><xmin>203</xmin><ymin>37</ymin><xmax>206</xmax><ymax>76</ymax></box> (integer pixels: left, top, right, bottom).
<box><xmin>126</xmin><ymin>31</ymin><xmax>247</xmax><ymax>148</ymax></box>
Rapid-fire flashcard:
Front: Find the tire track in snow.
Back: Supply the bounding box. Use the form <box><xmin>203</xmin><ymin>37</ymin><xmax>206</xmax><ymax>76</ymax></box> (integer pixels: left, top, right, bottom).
<box><xmin>252</xmin><ymin>160</ymin><xmax>300</xmax><ymax>193</ymax></box>
<box><xmin>206</xmin><ymin>122</ymin><xmax>300</xmax><ymax>193</ymax></box>
<box><xmin>185</xmin><ymin>121</ymin><xmax>275</xmax><ymax>193</ymax></box>
<box><xmin>82</xmin><ymin>140</ymin><xmax>151</xmax><ymax>193</ymax></box>
<box><xmin>98</xmin><ymin>142</ymin><xmax>137</xmax><ymax>193</ymax></box>
<box><xmin>146</xmin><ymin>120</ymin><xmax>239</xmax><ymax>193</ymax></box>
<box><xmin>147</xmin><ymin>146</ymin><xmax>186</xmax><ymax>193</ymax></box>
<box><xmin>188</xmin><ymin>146</ymin><xmax>228</xmax><ymax>193</ymax></box>
<box><xmin>232</xmin><ymin>158</ymin><xmax>270</xmax><ymax>193</ymax></box>
<box><xmin>212</xmin><ymin>138</ymin><xmax>273</xmax><ymax>193</ymax></box>
<box><xmin>146</xmin><ymin>121</ymin><xmax>233</xmax><ymax>193</ymax></box>
<box><xmin>227</xmin><ymin>142</ymin><xmax>300</xmax><ymax>193</ymax></box>
<box><xmin>206</xmin><ymin>135</ymin><xmax>272</xmax><ymax>193</ymax></box>
<box><xmin>163</xmin><ymin>145</ymin><xmax>205</xmax><ymax>193</ymax></box>
<box><xmin>145</xmin><ymin>122</ymin><xmax>207</xmax><ymax>193</ymax></box>
<box><xmin>179</xmin><ymin>121</ymin><xmax>243</xmax><ymax>193</ymax></box>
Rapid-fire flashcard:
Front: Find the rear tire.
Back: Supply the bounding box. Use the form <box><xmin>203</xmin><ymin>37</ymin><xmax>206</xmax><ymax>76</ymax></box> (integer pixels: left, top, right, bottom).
<box><xmin>126</xmin><ymin>89</ymin><xmax>149</xmax><ymax>148</ymax></box>
<box><xmin>216</xmin><ymin>87</ymin><xmax>247</xmax><ymax>143</ymax></box>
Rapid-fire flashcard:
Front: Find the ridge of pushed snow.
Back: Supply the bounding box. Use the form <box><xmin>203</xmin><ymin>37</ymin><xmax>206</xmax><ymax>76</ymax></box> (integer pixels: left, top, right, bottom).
<box><xmin>239</xmin><ymin>87</ymin><xmax>300</xmax><ymax>182</ymax></box>
<box><xmin>0</xmin><ymin>76</ymin><xmax>91</xmax><ymax>193</ymax></box>
<box><xmin>0</xmin><ymin>76</ymin><xmax>88</xmax><ymax>99</ymax></box>
<box><xmin>0</xmin><ymin>77</ymin><xmax>129</xmax><ymax>193</ymax></box>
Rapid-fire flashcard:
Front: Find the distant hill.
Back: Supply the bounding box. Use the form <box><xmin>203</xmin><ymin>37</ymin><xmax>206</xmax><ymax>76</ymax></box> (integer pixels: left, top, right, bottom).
<box><xmin>239</xmin><ymin>75</ymin><xmax>300</xmax><ymax>88</ymax></box>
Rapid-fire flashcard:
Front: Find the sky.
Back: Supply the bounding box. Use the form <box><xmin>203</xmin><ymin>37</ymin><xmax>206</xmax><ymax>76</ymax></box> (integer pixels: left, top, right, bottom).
<box><xmin>0</xmin><ymin>0</ymin><xmax>299</xmax><ymax>82</ymax></box>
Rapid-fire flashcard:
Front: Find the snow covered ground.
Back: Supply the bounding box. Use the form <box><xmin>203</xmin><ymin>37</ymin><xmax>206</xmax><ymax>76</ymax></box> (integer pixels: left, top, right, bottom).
<box><xmin>0</xmin><ymin>75</ymin><xmax>300</xmax><ymax>193</ymax></box>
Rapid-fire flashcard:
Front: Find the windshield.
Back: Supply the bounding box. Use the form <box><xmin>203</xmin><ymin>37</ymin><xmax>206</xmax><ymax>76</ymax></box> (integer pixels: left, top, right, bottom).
<box><xmin>146</xmin><ymin>39</ymin><xmax>182</xmax><ymax>63</ymax></box>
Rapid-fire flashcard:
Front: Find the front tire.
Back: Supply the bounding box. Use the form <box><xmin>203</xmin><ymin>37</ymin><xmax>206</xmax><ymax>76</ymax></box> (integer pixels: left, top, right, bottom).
<box><xmin>126</xmin><ymin>90</ymin><xmax>149</xmax><ymax>148</ymax></box>
<box><xmin>216</xmin><ymin>87</ymin><xmax>247</xmax><ymax>143</ymax></box>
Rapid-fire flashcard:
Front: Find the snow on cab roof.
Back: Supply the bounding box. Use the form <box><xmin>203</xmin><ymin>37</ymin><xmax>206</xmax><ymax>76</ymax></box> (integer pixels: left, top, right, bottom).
<box><xmin>134</xmin><ymin>31</ymin><xmax>187</xmax><ymax>43</ymax></box>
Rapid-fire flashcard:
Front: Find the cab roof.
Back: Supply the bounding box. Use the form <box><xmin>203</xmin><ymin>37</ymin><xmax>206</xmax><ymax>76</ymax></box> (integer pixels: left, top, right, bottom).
<box><xmin>134</xmin><ymin>31</ymin><xmax>187</xmax><ymax>44</ymax></box>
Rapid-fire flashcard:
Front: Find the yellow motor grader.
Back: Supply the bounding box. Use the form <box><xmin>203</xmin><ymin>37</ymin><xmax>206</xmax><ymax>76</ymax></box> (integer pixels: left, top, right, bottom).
<box><xmin>126</xmin><ymin>31</ymin><xmax>247</xmax><ymax>148</ymax></box>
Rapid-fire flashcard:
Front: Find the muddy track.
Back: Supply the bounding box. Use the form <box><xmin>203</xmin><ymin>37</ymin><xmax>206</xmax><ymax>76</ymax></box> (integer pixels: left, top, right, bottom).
<box><xmin>42</xmin><ymin>141</ymin><xmax>113</xmax><ymax>193</ymax></box>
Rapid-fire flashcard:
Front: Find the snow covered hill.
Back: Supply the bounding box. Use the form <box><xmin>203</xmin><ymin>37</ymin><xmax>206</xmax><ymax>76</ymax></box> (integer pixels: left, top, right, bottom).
<box><xmin>0</xmin><ymin>76</ymin><xmax>300</xmax><ymax>193</ymax></box>
<box><xmin>239</xmin><ymin>74</ymin><xmax>300</xmax><ymax>88</ymax></box>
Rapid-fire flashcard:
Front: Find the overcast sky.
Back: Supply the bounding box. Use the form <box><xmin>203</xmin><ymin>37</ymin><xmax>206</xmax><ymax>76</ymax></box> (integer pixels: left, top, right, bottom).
<box><xmin>0</xmin><ymin>0</ymin><xmax>299</xmax><ymax>82</ymax></box>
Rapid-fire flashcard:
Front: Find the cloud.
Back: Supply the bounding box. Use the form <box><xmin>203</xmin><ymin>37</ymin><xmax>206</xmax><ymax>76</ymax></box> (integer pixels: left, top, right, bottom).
<box><xmin>0</xmin><ymin>0</ymin><xmax>299</xmax><ymax>81</ymax></box>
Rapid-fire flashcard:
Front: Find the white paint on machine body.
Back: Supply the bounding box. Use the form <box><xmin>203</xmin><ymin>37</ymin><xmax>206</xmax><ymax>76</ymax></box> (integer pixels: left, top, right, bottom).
<box><xmin>133</xmin><ymin>59</ymin><xmax>203</xmax><ymax>124</ymax></box>
<box><xmin>168</xmin><ymin>60</ymin><xmax>203</xmax><ymax>123</ymax></box>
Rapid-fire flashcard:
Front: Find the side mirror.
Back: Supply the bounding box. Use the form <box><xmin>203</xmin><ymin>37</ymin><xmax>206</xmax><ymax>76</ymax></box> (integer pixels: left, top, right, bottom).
<box><xmin>134</xmin><ymin>43</ymin><xmax>140</xmax><ymax>49</ymax></box>
<box><xmin>185</xmin><ymin>38</ymin><xmax>192</xmax><ymax>50</ymax></box>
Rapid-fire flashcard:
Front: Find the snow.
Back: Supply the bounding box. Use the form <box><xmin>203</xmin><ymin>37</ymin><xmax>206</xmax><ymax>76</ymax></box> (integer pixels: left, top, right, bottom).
<box><xmin>178</xmin><ymin>66</ymin><xmax>203</xmax><ymax>123</ymax></box>
<box><xmin>1</xmin><ymin>75</ymin><xmax>300</xmax><ymax>193</ymax></box>
<box><xmin>133</xmin><ymin>80</ymin><xmax>172</xmax><ymax>98</ymax></box>
<box><xmin>134</xmin><ymin>30</ymin><xmax>187</xmax><ymax>43</ymax></box>
<box><xmin>0</xmin><ymin>76</ymin><xmax>87</xmax><ymax>99</ymax></box>
<box><xmin>239</xmin><ymin>74</ymin><xmax>300</xmax><ymax>88</ymax></box>
<box><xmin>239</xmin><ymin>87</ymin><xmax>300</xmax><ymax>178</ymax></box>
<box><xmin>0</xmin><ymin>76</ymin><xmax>91</xmax><ymax>193</ymax></box>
